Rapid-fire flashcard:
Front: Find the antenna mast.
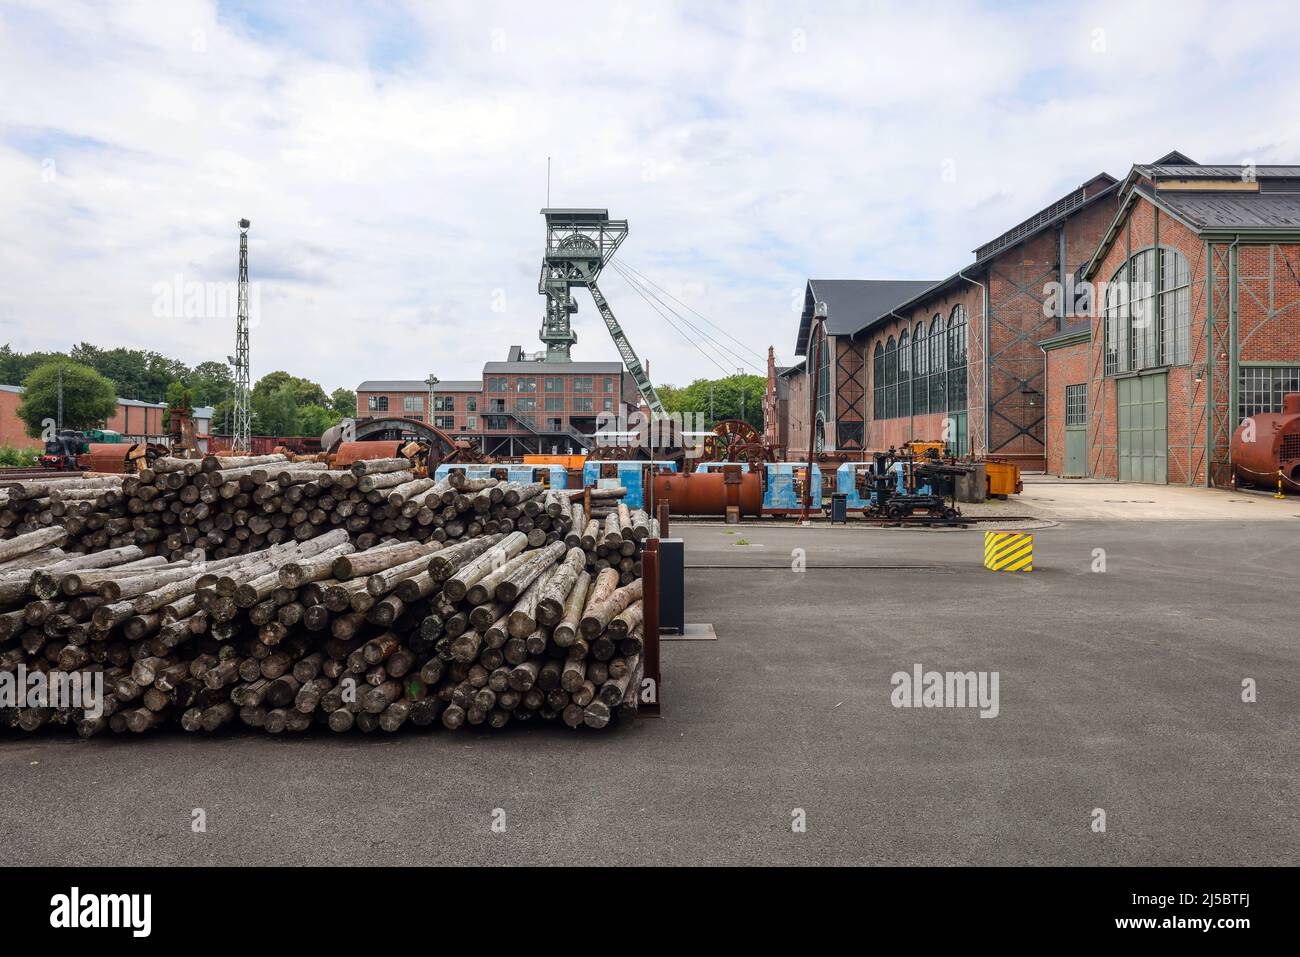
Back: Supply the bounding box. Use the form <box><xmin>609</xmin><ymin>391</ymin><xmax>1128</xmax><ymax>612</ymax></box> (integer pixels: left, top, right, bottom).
<box><xmin>233</xmin><ymin>218</ymin><xmax>252</xmax><ymax>452</ymax></box>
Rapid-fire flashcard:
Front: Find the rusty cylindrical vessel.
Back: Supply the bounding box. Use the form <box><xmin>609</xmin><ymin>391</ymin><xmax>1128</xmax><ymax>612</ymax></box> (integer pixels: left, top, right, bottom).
<box><xmin>1232</xmin><ymin>393</ymin><xmax>1300</xmax><ymax>490</ymax></box>
<box><xmin>332</xmin><ymin>440</ymin><xmax>405</xmax><ymax>470</ymax></box>
<box><xmin>654</xmin><ymin>467</ymin><xmax>763</xmax><ymax>517</ymax></box>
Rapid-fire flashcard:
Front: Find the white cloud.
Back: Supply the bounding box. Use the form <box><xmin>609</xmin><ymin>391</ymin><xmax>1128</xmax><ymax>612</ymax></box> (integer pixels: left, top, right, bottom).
<box><xmin>0</xmin><ymin>0</ymin><xmax>1294</xmax><ymax>394</ymax></box>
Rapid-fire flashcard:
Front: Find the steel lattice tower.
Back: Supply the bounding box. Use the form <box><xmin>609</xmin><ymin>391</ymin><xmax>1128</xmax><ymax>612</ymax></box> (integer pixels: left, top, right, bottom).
<box><xmin>538</xmin><ymin>208</ymin><xmax>664</xmax><ymax>414</ymax></box>
<box><xmin>233</xmin><ymin>218</ymin><xmax>252</xmax><ymax>452</ymax></box>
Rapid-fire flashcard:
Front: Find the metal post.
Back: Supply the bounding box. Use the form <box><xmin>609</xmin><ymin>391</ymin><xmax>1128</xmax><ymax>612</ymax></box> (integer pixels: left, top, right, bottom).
<box><xmin>57</xmin><ymin>364</ymin><xmax>63</xmax><ymax>431</ymax></box>
<box><xmin>800</xmin><ymin>302</ymin><xmax>827</xmax><ymax>523</ymax></box>
<box><xmin>641</xmin><ymin>538</ymin><xmax>661</xmax><ymax>716</ymax></box>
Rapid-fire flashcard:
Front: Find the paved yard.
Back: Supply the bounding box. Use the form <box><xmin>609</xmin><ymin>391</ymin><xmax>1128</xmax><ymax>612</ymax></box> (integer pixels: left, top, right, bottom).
<box><xmin>1</xmin><ymin>516</ymin><xmax>1295</xmax><ymax>866</ymax></box>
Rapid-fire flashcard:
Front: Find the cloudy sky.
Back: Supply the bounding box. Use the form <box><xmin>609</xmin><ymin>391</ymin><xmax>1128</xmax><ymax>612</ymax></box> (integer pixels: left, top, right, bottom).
<box><xmin>1</xmin><ymin>0</ymin><xmax>1296</xmax><ymax>395</ymax></box>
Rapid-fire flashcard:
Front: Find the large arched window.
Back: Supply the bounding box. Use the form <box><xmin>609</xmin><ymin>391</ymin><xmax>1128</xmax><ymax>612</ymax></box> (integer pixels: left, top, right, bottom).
<box><xmin>898</xmin><ymin>329</ymin><xmax>911</xmax><ymax>418</ymax></box>
<box><xmin>947</xmin><ymin>304</ymin><xmax>968</xmax><ymax>410</ymax></box>
<box><xmin>884</xmin><ymin>337</ymin><xmax>897</xmax><ymax>419</ymax></box>
<box><xmin>929</xmin><ymin>315</ymin><xmax>946</xmax><ymax>413</ymax></box>
<box><xmin>913</xmin><ymin>322</ymin><xmax>928</xmax><ymax>415</ymax></box>
<box><xmin>872</xmin><ymin>342</ymin><xmax>884</xmax><ymax>420</ymax></box>
<box><xmin>1102</xmin><ymin>246</ymin><xmax>1191</xmax><ymax>375</ymax></box>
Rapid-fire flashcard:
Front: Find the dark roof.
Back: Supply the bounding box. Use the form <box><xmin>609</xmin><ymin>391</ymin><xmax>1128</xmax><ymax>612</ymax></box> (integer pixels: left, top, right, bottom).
<box><xmin>358</xmin><ymin>379</ymin><xmax>481</xmax><ymax>392</ymax></box>
<box><xmin>1150</xmin><ymin>150</ymin><xmax>1198</xmax><ymax>166</ymax></box>
<box><xmin>794</xmin><ymin>279</ymin><xmax>936</xmax><ymax>355</ymax></box>
<box><xmin>1140</xmin><ymin>183</ymin><xmax>1300</xmax><ymax>230</ymax></box>
<box><xmin>1138</xmin><ymin>164</ymin><xmax>1300</xmax><ymax>179</ymax></box>
<box><xmin>482</xmin><ymin>361</ymin><xmax>624</xmax><ymax>374</ymax></box>
<box><xmin>972</xmin><ymin>173</ymin><xmax>1118</xmax><ymax>261</ymax></box>
<box><xmin>778</xmin><ymin>359</ymin><xmax>806</xmax><ymax>377</ymax></box>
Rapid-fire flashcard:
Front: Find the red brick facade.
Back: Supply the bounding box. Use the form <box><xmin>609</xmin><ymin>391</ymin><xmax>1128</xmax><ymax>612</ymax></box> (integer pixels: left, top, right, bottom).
<box><xmin>1053</xmin><ymin>179</ymin><xmax>1300</xmax><ymax>486</ymax></box>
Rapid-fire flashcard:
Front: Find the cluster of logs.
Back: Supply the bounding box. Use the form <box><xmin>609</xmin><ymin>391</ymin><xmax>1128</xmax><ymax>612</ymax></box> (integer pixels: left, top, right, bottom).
<box><xmin>0</xmin><ymin>468</ymin><xmax>656</xmax><ymax>736</ymax></box>
<box><xmin>0</xmin><ymin>454</ymin><xmax>592</xmax><ymax>563</ymax></box>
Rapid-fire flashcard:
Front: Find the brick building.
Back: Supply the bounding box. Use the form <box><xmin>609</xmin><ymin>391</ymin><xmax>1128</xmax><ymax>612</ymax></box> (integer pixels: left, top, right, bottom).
<box><xmin>1044</xmin><ymin>155</ymin><xmax>1300</xmax><ymax>485</ymax></box>
<box><xmin>776</xmin><ymin>151</ymin><xmax>1300</xmax><ymax>486</ymax></box>
<box><xmin>781</xmin><ymin>172</ymin><xmax>1119</xmax><ymax>469</ymax></box>
<box><xmin>357</xmin><ymin>346</ymin><xmax>638</xmax><ymax>457</ymax></box>
<box><xmin>0</xmin><ymin>383</ymin><xmax>170</xmax><ymax>449</ymax></box>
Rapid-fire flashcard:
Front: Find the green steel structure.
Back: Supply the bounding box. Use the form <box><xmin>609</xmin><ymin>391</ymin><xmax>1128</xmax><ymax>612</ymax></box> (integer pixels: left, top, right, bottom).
<box><xmin>538</xmin><ymin>208</ymin><xmax>664</xmax><ymax>415</ymax></box>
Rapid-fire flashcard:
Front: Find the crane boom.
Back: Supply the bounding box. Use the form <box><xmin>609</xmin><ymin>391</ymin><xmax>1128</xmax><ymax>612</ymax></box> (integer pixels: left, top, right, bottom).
<box><xmin>589</xmin><ymin>280</ymin><xmax>664</xmax><ymax>415</ymax></box>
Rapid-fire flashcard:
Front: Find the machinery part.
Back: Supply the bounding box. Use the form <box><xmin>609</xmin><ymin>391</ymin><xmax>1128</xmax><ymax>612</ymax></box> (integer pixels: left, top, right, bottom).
<box><xmin>654</xmin><ymin>468</ymin><xmax>763</xmax><ymax>517</ymax></box>
<box><xmin>79</xmin><ymin>443</ymin><xmax>133</xmax><ymax>474</ymax></box>
<box><xmin>699</xmin><ymin>418</ymin><xmax>773</xmax><ymax>465</ymax></box>
<box><xmin>40</xmin><ymin>430</ymin><xmax>87</xmax><ymax>471</ymax></box>
<box><xmin>589</xmin><ymin>280</ymin><xmax>663</xmax><ymax>415</ymax></box>
<box><xmin>329</xmin><ymin>417</ymin><xmax>465</xmax><ymax>466</ymax></box>
<box><xmin>537</xmin><ymin>208</ymin><xmax>664</xmax><ymax>414</ymax></box>
<box><xmin>1232</xmin><ymin>393</ymin><xmax>1300</xmax><ymax>491</ymax></box>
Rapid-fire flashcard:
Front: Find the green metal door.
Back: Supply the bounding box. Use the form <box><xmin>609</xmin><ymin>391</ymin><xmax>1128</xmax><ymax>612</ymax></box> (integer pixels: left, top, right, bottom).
<box><xmin>1064</xmin><ymin>383</ymin><xmax>1087</xmax><ymax>477</ymax></box>
<box><xmin>1064</xmin><ymin>430</ymin><xmax>1086</xmax><ymax>477</ymax></box>
<box><xmin>1117</xmin><ymin>373</ymin><xmax>1167</xmax><ymax>483</ymax></box>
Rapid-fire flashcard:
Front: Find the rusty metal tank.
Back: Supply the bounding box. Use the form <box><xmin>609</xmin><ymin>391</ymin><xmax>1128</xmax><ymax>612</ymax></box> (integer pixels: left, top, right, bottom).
<box><xmin>654</xmin><ymin>466</ymin><xmax>763</xmax><ymax>517</ymax></box>
<box><xmin>332</xmin><ymin>440</ymin><xmax>404</xmax><ymax>470</ymax></box>
<box><xmin>78</xmin><ymin>443</ymin><xmax>132</xmax><ymax>474</ymax></box>
<box><xmin>1232</xmin><ymin>393</ymin><xmax>1300</xmax><ymax>490</ymax></box>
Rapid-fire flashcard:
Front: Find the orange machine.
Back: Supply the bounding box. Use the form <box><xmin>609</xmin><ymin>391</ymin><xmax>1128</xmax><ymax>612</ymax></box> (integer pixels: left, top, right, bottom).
<box><xmin>524</xmin><ymin>454</ymin><xmax>587</xmax><ymax>471</ymax></box>
<box><xmin>985</xmin><ymin>459</ymin><xmax>1022</xmax><ymax>497</ymax></box>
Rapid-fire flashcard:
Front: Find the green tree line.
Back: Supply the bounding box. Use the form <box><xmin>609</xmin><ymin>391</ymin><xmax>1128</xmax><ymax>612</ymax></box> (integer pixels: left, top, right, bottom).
<box><xmin>1</xmin><ymin>343</ymin><xmax>355</xmax><ymax>439</ymax></box>
<box><xmin>657</xmin><ymin>374</ymin><xmax>765</xmax><ymax>430</ymax></box>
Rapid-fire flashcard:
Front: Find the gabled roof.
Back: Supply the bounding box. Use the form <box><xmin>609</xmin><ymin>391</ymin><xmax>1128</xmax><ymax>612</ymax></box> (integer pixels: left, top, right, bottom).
<box><xmin>1083</xmin><ymin>156</ymin><xmax>1300</xmax><ymax>278</ymax></box>
<box><xmin>795</xmin><ymin>279</ymin><xmax>936</xmax><ymax>355</ymax></box>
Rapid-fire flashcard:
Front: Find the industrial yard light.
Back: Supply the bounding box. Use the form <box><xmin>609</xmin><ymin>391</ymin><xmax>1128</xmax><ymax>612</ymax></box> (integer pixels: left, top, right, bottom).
<box><xmin>425</xmin><ymin>374</ymin><xmax>439</xmax><ymax>421</ymax></box>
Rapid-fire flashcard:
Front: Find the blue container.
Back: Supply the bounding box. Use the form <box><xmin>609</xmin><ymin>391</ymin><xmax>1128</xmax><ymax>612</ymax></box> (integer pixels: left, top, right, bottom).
<box><xmin>507</xmin><ymin>464</ymin><xmax>569</xmax><ymax>489</ymax></box>
<box><xmin>762</xmin><ymin>463</ymin><xmax>821</xmax><ymax>512</ymax></box>
<box><xmin>581</xmin><ymin>460</ymin><xmax>678</xmax><ymax>510</ymax></box>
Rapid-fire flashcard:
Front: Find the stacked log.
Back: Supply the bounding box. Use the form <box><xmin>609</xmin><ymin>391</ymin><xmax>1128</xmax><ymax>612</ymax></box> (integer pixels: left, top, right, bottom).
<box><xmin>0</xmin><ymin>456</ymin><xmax>590</xmax><ymax>564</ymax></box>
<box><xmin>0</xmin><ymin>500</ymin><xmax>651</xmax><ymax>736</ymax></box>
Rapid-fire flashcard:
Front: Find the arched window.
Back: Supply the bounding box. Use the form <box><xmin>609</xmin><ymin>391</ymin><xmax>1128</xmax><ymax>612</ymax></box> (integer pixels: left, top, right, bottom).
<box><xmin>872</xmin><ymin>342</ymin><xmax>885</xmax><ymax>420</ymax></box>
<box><xmin>884</xmin><ymin>336</ymin><xmax>897</xmax><ymax>419</ymax></box>
<box><xmin>1102</xmin><ymin>246</ymin><xmax>1191</xmax><ymax>375</ymax></box>
<box><xmin>947</xmin><ymin>304</ymin><xmax>968</xmax><ymax>410</ymax></box>
<box><xmin>898</xmin><ymin>329</ymin><xmax>911</xmax><ymax>418</ymax></box>
<box><xmin>929</xmin><ymin>315</ymin><xmax>946</xmax><ymax>413</ymax></box>
<box><xmin>1160</xmin><ymin>247</ymin><xmax>1191</xmax><ymax>366</ymax></box>
<box><xmin>913</xmin><ymin>322</ymin><xmax>928</xmax><ymax>414</ymax></box>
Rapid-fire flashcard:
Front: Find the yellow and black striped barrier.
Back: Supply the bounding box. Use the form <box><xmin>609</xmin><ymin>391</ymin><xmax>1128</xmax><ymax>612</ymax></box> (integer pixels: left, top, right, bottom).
<box><xmin>983</xmin><ymin>531</ymin><xmax>1033</xmax><ymax>572</ymax></box>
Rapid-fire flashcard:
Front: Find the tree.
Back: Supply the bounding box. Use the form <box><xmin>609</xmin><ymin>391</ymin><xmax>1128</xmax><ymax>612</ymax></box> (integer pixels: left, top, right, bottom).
<box><xmin>189</xmin><ymin>361</ymin><xmax>234</xmax><ymax>408</ymax></box>
<box><xmin>252</xmin><ymin>383</ymin><xmax>300</xmax><ymax>437</ymax></box>
<box><xmin>17</xmin><ymin>360</ymin><xmax>118</xmax><ymax>437</ymax></box>
<box><xmin>298</xmin><ymin>403</ymin><xmax>337</xmax><ymax>439</ymax></box>
<box><xmin>658</xmin><ymin>374</ymin><xmax>765</xmax><ymax>430</ymax></box>
<box><xmin>330</xmin><ymin>387</ymin><xmax>356</xmax><ymax>419</ymax></box>
<box><xmin>253</xmin><ymin>371</ymin><xmax>329</xmax><ymax>409</ymax></box>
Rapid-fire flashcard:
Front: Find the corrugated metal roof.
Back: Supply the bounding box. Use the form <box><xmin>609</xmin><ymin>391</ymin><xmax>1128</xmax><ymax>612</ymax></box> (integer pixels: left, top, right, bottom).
<box><xmin>1141</xmin><ymin>164</ymin><xmax>1300</xmax><ymax>179</ymax></box>
<box><xmin>972</xmin><ymin>174</ymin><xmax>1117</xmax><ymax>261</ymax></box>
<box><xmin>1139</xmin><ymin>182</ymin><xmax>1300</xmax><ymax>230</ymax></box>
<box><xmin>795</xmin><ymin>279</ymin><xmax>936</xmax><ymax>355</ymax></box>
<box><xmin>357</xmin><ymin>379</ymin><xmax>481</xmax><ymax>392</ymax></box>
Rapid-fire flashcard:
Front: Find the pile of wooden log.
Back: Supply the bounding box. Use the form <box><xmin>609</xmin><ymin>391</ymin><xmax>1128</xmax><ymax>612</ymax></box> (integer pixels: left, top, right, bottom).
<box><xmin>0</xmin><ymin>455</ymin><xmax>589</xmax><ymax>564</ymax></box>
<box><xmin>0</xmin><ymin>493</ymin><xmax>656</xmax><ymax>735</ymax></box>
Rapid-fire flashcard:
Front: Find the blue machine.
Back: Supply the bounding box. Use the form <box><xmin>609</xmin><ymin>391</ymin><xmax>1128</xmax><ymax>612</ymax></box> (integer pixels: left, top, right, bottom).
<box><xmin>762</xmin><ymin>463</ymin><xmax>821</xmax><ymax>512</ymax></box>
<box><xmin>834</xmin><ymin>461</ymin><xmax>934</xmax><ymax>510</ymax></box>
<box><xmin>581</xmin><ymin>460</ymin><xmax>678</xmax><ymax>510</ymax></box>
<box><xmin>434</xmin><ymin>463</ymin><xmax>570</xmax><ymax>489</ymax></box>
